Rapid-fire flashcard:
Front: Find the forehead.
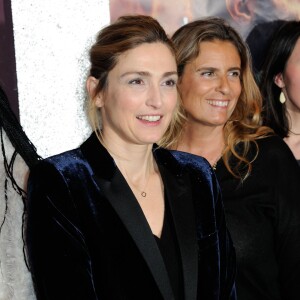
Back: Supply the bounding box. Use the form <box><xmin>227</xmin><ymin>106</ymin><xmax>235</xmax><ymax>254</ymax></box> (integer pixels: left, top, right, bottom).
<box><xmin>198</xmin><ymin>39</ymin><xmax>239</xmax><ymax>53</ymax></box>
<box><xmin>113</xmin><ymin>42</ymin><xmax>176</xmax><ymax>72</ymax></box>
<box><xmin>288</xmin><ymin>37</ymin><xmax>300</xmax><ymax>61</ymax></box>
<box><xmin>195</xmin><ymin>40</ymin><xmax>241</xmax><ymax>61</ymax></box>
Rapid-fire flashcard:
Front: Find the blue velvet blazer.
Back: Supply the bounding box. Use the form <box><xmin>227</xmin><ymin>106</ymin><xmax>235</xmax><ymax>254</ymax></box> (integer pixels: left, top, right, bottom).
<box><xmin>26</xmin><ymin>132</ymin><xmax>236</xmax><ymax>300</ymax></box>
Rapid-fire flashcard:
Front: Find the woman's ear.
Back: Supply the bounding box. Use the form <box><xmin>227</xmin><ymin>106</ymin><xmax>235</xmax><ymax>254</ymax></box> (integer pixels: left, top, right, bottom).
<box><xmin>274</xmin><ymin>73</ymin><xmax>285</xmax><ymax>88</ymax></box>
<box><xmin>86</xmin><ymin>76</ymin><xmax>104</xmax><ymax>107</ymax></box>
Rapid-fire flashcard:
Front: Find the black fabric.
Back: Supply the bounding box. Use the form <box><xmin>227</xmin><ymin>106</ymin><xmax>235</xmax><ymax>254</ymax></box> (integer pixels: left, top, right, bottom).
<box><xmin>216</xmin><ymin>135</ymin><xmax>300</xmax><ymax>300</ymax></box>
<box><xmin>154</xmin><ymin>196</ymin><xmax>184</xmax><ymax>300</ymax></box>
<box><xmin>26</xmin><ymin>132</ymin><xmax>236</xmax><ymax>300</ymax></box>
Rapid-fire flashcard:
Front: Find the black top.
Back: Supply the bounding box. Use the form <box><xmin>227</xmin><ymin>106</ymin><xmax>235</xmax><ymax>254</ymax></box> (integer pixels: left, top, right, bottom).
<box><xmin>216</xmin><ymin>135</ymin><xmax>300</xmax><ymax>300</ymax></box>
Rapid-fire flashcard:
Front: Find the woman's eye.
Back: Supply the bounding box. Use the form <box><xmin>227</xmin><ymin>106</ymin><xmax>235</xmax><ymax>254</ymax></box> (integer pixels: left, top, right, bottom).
<box><xmin>229</xmin><ymin>71</ymin><xmax>241</xmax><ymax>78</ymax></box>
<box><xmin>164</xmin><ymin>79</ymin><xmax>176</xmax><ymax>86</ymax></box>
<box><xmin>129</xmin><ymin>79</ymin><xmax>143</xmax><ymax>85</ymax></box>
<box><xmin>201</xmin><ymin>71</ymin><xmax>214</xmax><ymax>77</ymax></box>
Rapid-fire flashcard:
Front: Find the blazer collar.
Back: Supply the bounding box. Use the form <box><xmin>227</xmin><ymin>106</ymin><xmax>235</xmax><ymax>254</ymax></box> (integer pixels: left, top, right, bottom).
<box><xmin>80</xmin><ymin>132</ymin><xmax>197</xmax><ymax>300</ymax></box>
<box><xmin>80</xmin><ymin>132</ymin><xmax>184</xmax><ymax>180</ymax></box>
<box><xmin>157</xmin><ymin>163</ymin><xmax>198</xmax><ymax>300</ymax></box>
<box><xmin>80</xmin><ymin>132</ymin><xmax>117</xmax><ymax>180</ymax></box>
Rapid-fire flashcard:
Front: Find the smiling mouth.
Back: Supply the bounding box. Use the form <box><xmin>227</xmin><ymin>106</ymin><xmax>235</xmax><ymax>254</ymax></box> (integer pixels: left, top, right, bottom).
<box><xmin>137</xmin><ymin>115</ymin><xmax>161</xmax><ymax>122</ymax></box>
<box><xmin>207</xmin><ymin>100</ymin><xmax>229</xmax><ymax>107</ymax></box>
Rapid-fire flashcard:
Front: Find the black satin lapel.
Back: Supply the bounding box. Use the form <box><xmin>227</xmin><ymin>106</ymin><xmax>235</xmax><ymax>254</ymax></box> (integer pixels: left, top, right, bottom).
<box><xmin>94</xmin><ymin>169</ymin><xmax>175</xmax><ymax>300</ymax></box>
<box><xmin>159</xmin><ymin>165</ymin><xmax>198</xmax><ymax>300</ymax></box>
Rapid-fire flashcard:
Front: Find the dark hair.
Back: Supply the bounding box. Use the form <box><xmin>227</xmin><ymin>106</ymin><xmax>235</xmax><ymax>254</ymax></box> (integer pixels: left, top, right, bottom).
<box><xmin>260</xmin><ymin>20</ymin><xmax>300</xmax><ymax>138</ymax></box>
<box><xmin>0</xmin><ymin>85</ymin><xmax>41</xmax><ymax>267</ymax></box>
<box><xmin>246</xmin><ymin>20</ymin><xmax>287</xmax><ymax>82</ymax></box>
<box><xmin>0</xmin><ymin>86</ymin><xmax>40</xmax><ymax>169</ymax></box>
<box><xmin>170</xmin><ymin>17</ymin><xmax>272</xmax><ymax>179</ymax></box>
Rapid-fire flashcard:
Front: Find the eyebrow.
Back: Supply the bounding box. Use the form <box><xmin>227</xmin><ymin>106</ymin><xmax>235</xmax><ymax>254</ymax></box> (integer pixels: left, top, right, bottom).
<box><xmin>227</xmin><ymin>67</ymin><xmax>241</xmax><ymax>72</ymax></box>
<box><xmin>120</xmin><ymin>71</ymin><xmax>178</xmax><ymax>78</ymax></box>
<box><xmin>197</xmin><ymin>66</ymin><xmax>241</xmax><ymax>72</ymax></box>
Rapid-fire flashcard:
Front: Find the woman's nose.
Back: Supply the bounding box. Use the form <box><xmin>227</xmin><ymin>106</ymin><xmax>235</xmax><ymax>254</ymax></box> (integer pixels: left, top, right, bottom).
<box><xmin>145</xmin><ymin>85</ymin><xmax>163</xmax><ymax>108</ymax></box>
<box><xmin>216</xmin><ymin>75</ymin><xmax>230</xmax><ymax>94</ymax></box>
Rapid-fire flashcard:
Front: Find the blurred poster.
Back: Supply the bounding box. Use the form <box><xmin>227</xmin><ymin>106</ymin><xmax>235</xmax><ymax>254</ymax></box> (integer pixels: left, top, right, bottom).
<box><xmin>0</xmin><ymin>0</ymin><xmax>18</xmax><ymax>118</ymax></box>
<box><xmin>110</xmin><ymin>0</ymin><xmax>300</xmax><ymax>39</ymax></box>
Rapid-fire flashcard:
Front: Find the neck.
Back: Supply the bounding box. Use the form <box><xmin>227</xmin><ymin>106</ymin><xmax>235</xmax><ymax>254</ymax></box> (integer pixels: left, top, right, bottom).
<box><xmin>287</xmin><ymin>107</ymin><xmax>300</xmax><ymax>135</ymax></box>
<box><xmin>289</xmin><ymin>130</ymin><xmax>300</xmax><ymax>136</ymax></box>
<box><xmin>177</xmin><ymin>123</ymin><xmax>225</xmax><ymax>166</ymax></box>
<box><xmin>102</xmin><ymin>131</ymin><xmax>153</xmax><ymax>171</ymax></box>
<box><xmin>113</xmin><ymin>151</ymin><xmax>156</xmax><ymax>199</ymax></box>
<box><xmin>104</xmin><ymin>143</ymin><xmax>155</xmax><ymax>185</ymax></box>
<box><xmin>114</xmin><ymin>152</ymin><xmax>155</xmax><ymax>180</ymax></box>
<box><xmin>101</xmin><ymin>131</ymin><xmax>158</xmax><ymax>198</ymax></box>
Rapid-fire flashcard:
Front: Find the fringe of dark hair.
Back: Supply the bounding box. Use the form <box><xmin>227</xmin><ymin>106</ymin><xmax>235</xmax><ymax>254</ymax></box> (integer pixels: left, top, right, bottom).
<box><xmin>0</xmin><ymin>86</ymin><xmax>41</xmax><ymax>270</ymax></box>
<box><xmin>0</xmin><ymin>86</ymin><xmax>40</xmax><ymax>168</ymax></box>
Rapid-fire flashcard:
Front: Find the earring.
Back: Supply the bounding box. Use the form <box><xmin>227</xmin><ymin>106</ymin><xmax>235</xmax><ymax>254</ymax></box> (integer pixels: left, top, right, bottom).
<box><xmin>279</xmin><ymin>91</ymin><xmax>286</xmax><ymax>104</ymax></box>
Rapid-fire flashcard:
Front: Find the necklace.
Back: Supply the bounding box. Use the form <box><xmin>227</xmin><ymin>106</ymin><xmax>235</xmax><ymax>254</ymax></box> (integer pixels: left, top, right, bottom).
<box><xmin>289</xmin><ymin>129</ymin><xmax>300</xmax><ymax>136</ymax></box>
<box><xmin>136</xmin><ymin>172</ymin><xmax>151</xmax><ymax>197</ymax></box>
<box><xmin>126</xmin><ymin>167</ymin><xmax>152</xmax><ymax>198</ymax></box>
<box><xmin>212</xmin><ymin>156</ymin><xmax>221</xmax><ymax>170</ymax></box>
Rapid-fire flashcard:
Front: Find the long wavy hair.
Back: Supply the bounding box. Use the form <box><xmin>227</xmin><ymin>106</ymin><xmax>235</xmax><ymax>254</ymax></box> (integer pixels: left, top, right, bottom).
<box><xmin>169</xmin><ymin>17</ymin><xmax>273</xmax><ymax>179</ymax></box>
<box><xmin>260</xmin><ymin>20</ymin><xmax>300</xmax><ymax>138</ymax></box>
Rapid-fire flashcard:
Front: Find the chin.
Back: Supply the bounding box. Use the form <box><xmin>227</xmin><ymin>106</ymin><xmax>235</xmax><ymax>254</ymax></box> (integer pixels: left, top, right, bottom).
<box><xmin>139</xmin><ymin>135</ymin><xmax>164</xmax><ymax>145</ymax></box>
<box><xmin>135</xmin><ymin>128</ymin><xmax>166</xmax><ymax>144</ymax></box>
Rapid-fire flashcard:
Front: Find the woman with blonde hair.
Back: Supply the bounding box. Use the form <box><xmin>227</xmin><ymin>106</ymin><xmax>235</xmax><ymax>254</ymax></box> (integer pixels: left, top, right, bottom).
<box><xmin>167</xmin><ymin>17</ymin><xmax>300</xmax><ymax>300</ymax></box>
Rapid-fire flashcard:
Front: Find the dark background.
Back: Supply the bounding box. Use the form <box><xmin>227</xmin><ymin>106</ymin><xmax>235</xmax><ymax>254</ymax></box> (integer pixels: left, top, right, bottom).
<box><xmin>0</xmin><ymin>0</ymin><xmax>19</xmax><ymax>119</ymax></box>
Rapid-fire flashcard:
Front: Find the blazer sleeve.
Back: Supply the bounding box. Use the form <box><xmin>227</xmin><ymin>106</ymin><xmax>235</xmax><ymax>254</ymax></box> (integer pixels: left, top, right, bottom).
<box><xmin>215</xmin><ymin>184</ymin><xmax>237</xmax><ymax>300</ymax></box>
<box><xmin>170</xmin><ymin>150</ymin><xmax>237</xmax><ymax>299</ymax></box>
<box><xmin>202</xmin><ymin>168</ymin><xmax>236</xmax><ymax>300</ymax></box>
<box><xmin>26</xmin><ymin>160</ymin><xmax>98</xmax><ymax>300</ymax></box>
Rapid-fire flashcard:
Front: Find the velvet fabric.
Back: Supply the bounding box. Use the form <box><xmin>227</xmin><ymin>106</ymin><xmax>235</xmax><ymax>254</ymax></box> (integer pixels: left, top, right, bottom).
<box><xmin>26</xmin><ymin>132</ymin><xmax>236</xmax><ymax>300</ymax></box>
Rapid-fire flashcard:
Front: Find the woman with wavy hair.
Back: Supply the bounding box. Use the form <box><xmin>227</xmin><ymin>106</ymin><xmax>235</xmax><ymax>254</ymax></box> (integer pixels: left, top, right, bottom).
<box><xmin>164</xmin><ymin>17</ymin><xmax>300</xmax><ymax>300</ymax></box>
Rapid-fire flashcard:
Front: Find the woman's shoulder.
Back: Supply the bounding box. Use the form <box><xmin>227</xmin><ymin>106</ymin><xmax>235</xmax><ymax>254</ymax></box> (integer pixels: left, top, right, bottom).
<box><xmin>256</xmin><ymin>134</ymin><xmax>295</xmax><ymax>157</ymax></box>
<box><xmin>170</xmin><ymin>149</ymin><xmax>211</xmax><ymax>169</ymax></box>
<box><xmin>155</xmin><ymin>147</ymin><xmax>212</xmax><ymax>172</ymax></box>
<box><xmin>256</xmin><ymin>134</ymin><xmax>289</xmax><ymax>151</ymax></box>
<box><xmin>256</xmin><ymin>134</ymin><xmax>287</xmax><ymax>147</ymax></box>
<box><xmin>155</xmin><ymin>147</ymin><xmax>218</xmax><ymax>187</ymax></box>
<box><xmin>29</xmin><ymin>146</ymin><xmax>87</xmax><ymax>183</ymax></box>
<box><xmin>255</xmin><ymin>134</ymin><xmax>300</xmax><ymax>171</ymax></box>
<box><xmin>155</xmin><ymin>148</ymin><xmax>221</xmax><ymax>208</ymax></box>
<box><xmin>37</xmin><ymin>147</ymin><xmax>83</xmax><ymax>168</ymax></box>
